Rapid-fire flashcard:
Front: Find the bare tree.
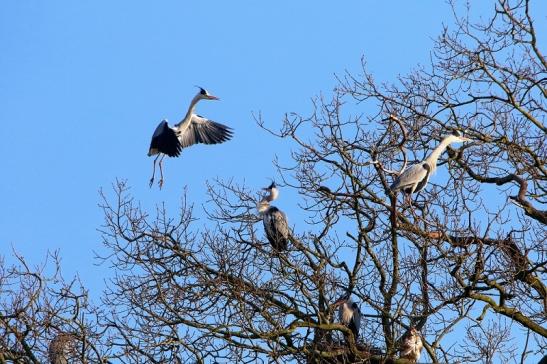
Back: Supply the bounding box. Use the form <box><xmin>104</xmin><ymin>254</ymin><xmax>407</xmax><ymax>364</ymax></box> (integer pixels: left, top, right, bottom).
<box><xmin>0</xmin><ymin>251</ymin><xmax>110</xmax><ymax>363</ymax></box>
<box><xmin>97</xmin><ymin>2</ymin><xmax>546</xmax><ymax>363</ymax></box>
<box><xmin>2</xmin><ymin>0</ymin><xmax>545</xmax><ymax>363</ymax></box>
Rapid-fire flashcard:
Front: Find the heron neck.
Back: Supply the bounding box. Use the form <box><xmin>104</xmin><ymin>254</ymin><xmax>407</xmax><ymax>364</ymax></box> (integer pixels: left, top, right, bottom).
<box><xmin>424</xmin><ymin>137</ymin><xmax>453</xmax><ymax>171</ymax></box>
<box><xmin>257</xmin><ymin>199</ymin><xmax>270</xmax><ymax>213</ymax></box>
<box><xmin>178</xmin><ymin>94</ymin><xmax>201</xmax><ymax>128</ymax></box>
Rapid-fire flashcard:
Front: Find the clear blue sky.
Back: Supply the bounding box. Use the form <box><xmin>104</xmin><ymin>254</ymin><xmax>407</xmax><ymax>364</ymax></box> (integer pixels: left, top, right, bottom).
<box><xmin>1</xmin><ymin>1</ymin><xmax>544</xmax><ymax>361</ymax></box>
<box><xmin>0</xmin><ymin>0</ymin><xmax>466</xmax><ymax>284</ymax></box>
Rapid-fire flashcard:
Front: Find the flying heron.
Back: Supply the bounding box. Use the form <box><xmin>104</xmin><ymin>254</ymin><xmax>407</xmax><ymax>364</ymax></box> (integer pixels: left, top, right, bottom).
<box><xmin>148</xmin><ymin>87</ymin><xmax>233</xmax><ymax>188</ymax></box>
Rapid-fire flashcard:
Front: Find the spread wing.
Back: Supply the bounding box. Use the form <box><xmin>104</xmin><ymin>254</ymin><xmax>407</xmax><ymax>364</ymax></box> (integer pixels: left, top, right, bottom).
<box><xmin>149</xmin><ymin>120</ymin><xmax>182</xmax><ymax>157</ymax></box>
<box><xmin>390</xmin><ymin>163</ymin><xmax>430</xmax><ymax>193</ymax></box>
<box><xmin>178</xmin><ymin>115</ymin><xmax>233</xmax><ymax>148</ymax></box>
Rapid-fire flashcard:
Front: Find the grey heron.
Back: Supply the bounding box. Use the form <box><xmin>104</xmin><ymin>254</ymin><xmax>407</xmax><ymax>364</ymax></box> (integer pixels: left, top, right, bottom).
<box><xmin>257</xmin><ymin>182</ymin><xmax>290</xmax><ymax>251</ymax></box>
<box><xmin>390</xmin><ymin>130</ymin><xmax>471</xmax><ymax>197</ymax></box>
<box><xmin>148</xmin><ymin>87</ymin><xmax>234</xmax><ymax>188</ymax></box>
<box><xmin>399</xmin><ymin>327</ymin><xmax>423</xmax><ymax>362</ymax></box>
<box><xmin>332</xmin><ymin>293</ymin><xmax>362</xmax><ymax>343</ymax></box>
<box><xmin>48</xmin><ymin>333</ymin><xmax>74</xmax><ymax>364</ymax></box>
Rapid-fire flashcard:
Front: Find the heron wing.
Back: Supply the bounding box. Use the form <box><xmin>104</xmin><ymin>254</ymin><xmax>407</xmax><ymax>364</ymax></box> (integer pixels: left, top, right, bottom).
<box><xmin>413</xmin><ymin>163</ymin><xmax>432</xmax><ymax>193</ymax></box>
<box><xmin>263</xmin><ymin>207</ymin><xmax>289</xmax><ymax>250</ymax></box>
<box><xmin>350</xmin><ymin>306</ymin><xmax>361</xmax><ymax>339</ymax></box>
<box><xmin>149</xmin><ymin>120</ymin><xmax>182</xmax><ymax>157</ymax></box>
<box><xmin>178</xmin><ymin>114</ymin><xmax>233</xmax><ymax>148</ymax></box>
<box><xmin>390</xmin><ymin>163</ymin><xmax>429</xmax><ymax>192</ymax></box>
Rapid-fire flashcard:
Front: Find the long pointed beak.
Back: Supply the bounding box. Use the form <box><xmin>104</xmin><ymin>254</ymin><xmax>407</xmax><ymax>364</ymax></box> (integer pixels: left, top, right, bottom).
<box><xmin>207</xmin><ymin>95</ymin><xmax>220</xmax><ymax>100</ymax></box>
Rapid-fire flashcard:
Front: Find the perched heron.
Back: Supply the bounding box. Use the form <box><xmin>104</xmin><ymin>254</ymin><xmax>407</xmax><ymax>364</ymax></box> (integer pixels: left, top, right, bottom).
<box><xmin>148</xmin><ymin>87</ymin><xmax>234</xmax><ymax>188</ymax></box>
<box><xmin>390</xmin><ymin>130</ymin><xmax>471</xmax><ymax>198</ymax></box>
<box><xmin>257</xmin><ymin>182</ymin><xmax>290</xmax><ymax>251</ymax></box>
<box><xmin>48</xmin><ymin>333</ymin><xmax>74</xmax><ymax>364</ymax></box>
<box><xmin>399</xmin><ymin>327</ymin><xmax>423</xmax><ymax>362</ymax></box>
<box><xmin>332</xmin><ymin>293</ymin><xmax>362</xmax><ymax>342</ymax></box>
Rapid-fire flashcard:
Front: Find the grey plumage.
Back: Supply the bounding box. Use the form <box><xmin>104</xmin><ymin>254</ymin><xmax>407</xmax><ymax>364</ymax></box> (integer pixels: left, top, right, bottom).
<box><xmin>390</xmin><ymin>162</ymin><xmax>431</xmax><ymax>194</ymax></box>
<box><xmin>399</xmin><ymin>327</ymin><xmax>423</xmax><ymax>362</ymax></box>
<box><xmin>333</xmin><ymin>294</ymin><xmax>362</xmax><ymax>342</ymax></box>
<box><xmin>390</xmin><ymin>131</ymin><xmax>471</xmax><ymax>197</ymax></box>
<box><xmin>257</xmin><ymin>182</ymin><xmax>290</xmax><ymax>251</ymax></box>
<box><xmin>148</xmin><ymin>87</ymin><xmax>233</xmax><ymax>188</ymax></box>
<box><xmin>178</xmin><ymin>114</ymin><xmax>233</xmax><ymax>148</ymax></box>
<box><xmin>48</xmin><ymin>333</ymin><xmax>74</xmax><ymax>364</ymax></box>
<box><xmin>263</xmin><ymin>206</ymin><xmax>289</xmax><ymax>251</ymax></box>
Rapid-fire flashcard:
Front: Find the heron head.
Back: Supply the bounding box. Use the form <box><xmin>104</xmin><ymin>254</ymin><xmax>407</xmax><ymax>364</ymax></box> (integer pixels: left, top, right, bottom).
<box><xmin>195</xmin><ymin>86</ymin><xmax>220</xmax><ymax>101</ymax></box>
<box><xmin>449</xmin><ymin>129</ymin><xmax>472</xmax><ymax>143</ymax></box>
<box><xmin>262</xmin><ymin>181</ymin><xmax>277</xmax><ymax>193</ymax></box>
<box><xmin>261</xmin><ymin>181</ymin><xmax>279</xmax><ymax>202</ymax></box>
<box><xmin>332</xmin><ymin>292</ymin><xmax>352</xmax><ymax>307</ymax></box>
<box><xmin>409</xmin><ymin>327</ymin><xmax>419</xmax><ymax>335</ymax></box>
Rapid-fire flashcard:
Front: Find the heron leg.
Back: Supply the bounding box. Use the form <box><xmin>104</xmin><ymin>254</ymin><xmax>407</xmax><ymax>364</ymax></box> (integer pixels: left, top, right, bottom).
<box><xmin>158</xmin><ymin>155</ymin><xmax>166</xmax><ymax>189</ymax></box>
<box><xmin>149</xmin><ymin>155</ymin><xmax>160</xmax><ymax>188</ymax></box>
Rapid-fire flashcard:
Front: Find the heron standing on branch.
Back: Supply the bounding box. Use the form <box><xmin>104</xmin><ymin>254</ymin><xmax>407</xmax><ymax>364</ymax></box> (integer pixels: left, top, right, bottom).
<box><xmin>399</xmin><ymin>327</ymin><xmax>423</xmax><ymax>362</ymax></box>
<box><xmin>257</xmin><ymin>182</ymin><xmax>290</xmax><ymax>252</ymax></box>
<box><xmin>332</xmin><ymin>293</ymin><xmax>362</xmax><ymax>343</ymax></box>
<box><xmin>48</xmin><ymin>333</ymin><xmax>75</xmax><ymax>364</ymax></box>
<box><xmin>390</xmin><ymin>130</ymin><xmax>471</xmax><ymax>199</ymax></box>
<box><xmin>148</xmin><ymin>87</ymin><xmax>233</xmax><ymax>188</ymax></box>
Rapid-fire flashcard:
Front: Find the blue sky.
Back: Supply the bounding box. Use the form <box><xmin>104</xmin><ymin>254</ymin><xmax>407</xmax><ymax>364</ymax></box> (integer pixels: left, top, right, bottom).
<box><xmin>1</xmin><ymin>1</ymin><xmax>544</xmax><ymax>361</ymax></box>
<box><xmin>0</xmin><ymin>0</ymin><xmax>464</xmax><ymax>283</ymax></box>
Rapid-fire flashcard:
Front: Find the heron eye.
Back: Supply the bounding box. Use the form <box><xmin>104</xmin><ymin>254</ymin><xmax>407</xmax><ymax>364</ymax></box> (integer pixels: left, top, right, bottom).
<box><xmin>200</xmin><ymin>88</ymin><xmax>207</xmax><ymax>95</ymax></box>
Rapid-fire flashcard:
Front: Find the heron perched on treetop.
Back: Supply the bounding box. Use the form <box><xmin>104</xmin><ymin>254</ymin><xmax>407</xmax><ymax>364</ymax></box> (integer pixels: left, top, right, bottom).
<box><xmin>390</xmin><ymin>130</ymin><xmax>471</xmax><ymax>197</ymax></box>
<box><xmin>257</xmin><ymin>182</ymin><xmax>290</xmax><ymax>252</ymax></box>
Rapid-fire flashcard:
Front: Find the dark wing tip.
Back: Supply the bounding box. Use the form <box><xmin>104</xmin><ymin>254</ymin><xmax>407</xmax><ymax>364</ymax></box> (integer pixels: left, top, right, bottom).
<box><xmin>149</xmin><ymin>122</ymin><xmax>182</xmax><ymax>157</ymax></box>
<box><xmin>200</xmin><ymin>121</ymin><xmax>234</xmax><ymax>145</ymax></box>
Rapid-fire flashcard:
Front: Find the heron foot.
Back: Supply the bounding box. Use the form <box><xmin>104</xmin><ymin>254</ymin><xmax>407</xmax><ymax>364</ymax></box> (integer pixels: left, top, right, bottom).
<box><xmin>149</xmin><ymin>178</ymin><xmax>154</xmax><ymax>188</ymax></box>
<box><xmin>158</xmin><ymin>178</ymin><xmax>164</xmax><ymax>189</ymax></box>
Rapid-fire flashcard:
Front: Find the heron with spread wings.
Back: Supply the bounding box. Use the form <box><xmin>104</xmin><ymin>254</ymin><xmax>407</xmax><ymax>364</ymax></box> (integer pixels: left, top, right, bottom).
<box><xmin>148</xmin><ymin>87</ymin><xmax>233</xmax><ymax>188</ymax></box>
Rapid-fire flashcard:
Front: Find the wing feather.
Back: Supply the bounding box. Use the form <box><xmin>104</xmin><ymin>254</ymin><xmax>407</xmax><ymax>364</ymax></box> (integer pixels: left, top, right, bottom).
<box><xmin>148</xmin><ymin>120</ymin><xmax>182</xmax><ymax>157</ymax></box>
<box><xmin>178</xmin><ymin>115</ymin><xmax>234</xmax><ymax>149</ymax></box>
<box><xmin>390</xmin><ymin>163</ymin><xmax>429</xmax><ymax>193</ymax></box>
<box><xmin>263</xmin><ymin>207</ymin><xmax>289</xmax><ymax>251</ymax></box>
<box><xmin>413</xmin><ymin>163</ymin><xmax>431</xmax><ymax>194</ymax></box>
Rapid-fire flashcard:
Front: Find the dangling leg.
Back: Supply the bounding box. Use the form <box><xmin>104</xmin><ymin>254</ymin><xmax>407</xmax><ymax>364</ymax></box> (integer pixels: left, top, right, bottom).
<box><xmin>158</xmin><ymin>154</ymin><xmax>166</xmax><ymax>189</ymax></box>
<box><xmin>149</xmin><ymin>155</ymin><xmax>160</xmax><ymax>188</ymax></box>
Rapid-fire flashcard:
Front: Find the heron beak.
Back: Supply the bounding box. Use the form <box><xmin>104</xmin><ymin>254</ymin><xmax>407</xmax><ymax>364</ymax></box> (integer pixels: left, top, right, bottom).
<box><xmin>207</xmin><ymin>95</ymin><xmax>220</xmax><ymax>100</ymax></box>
